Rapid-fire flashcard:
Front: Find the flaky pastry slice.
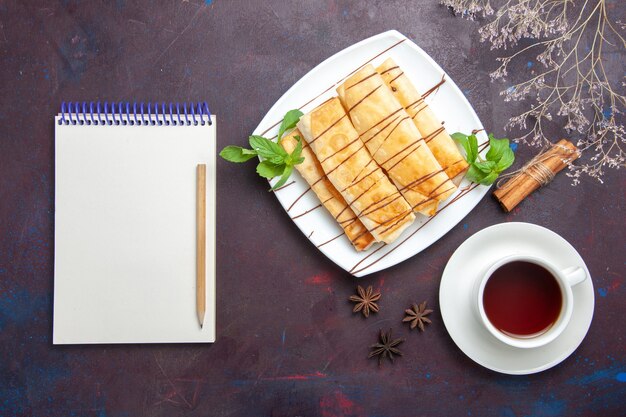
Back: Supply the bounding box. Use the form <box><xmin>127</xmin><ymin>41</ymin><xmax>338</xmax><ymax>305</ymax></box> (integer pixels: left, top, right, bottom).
<box><xmin>281</xmin><ymin>129</ymin><xmax>375</xmax><ymax>251</ymax></box>
<box><xmin>376</xmin><ymin>58</ymin><xmax>468</xmax><ymax>179</ymax></box>
<box><xmin>297</xmin><ymin>98</ymin><xmax>415</xmax><ymax>244</ymax></box>
<box><xmin>337</xmin><ymin>64</ymin><xmax>457</xmax><ymax>216</ymax></box>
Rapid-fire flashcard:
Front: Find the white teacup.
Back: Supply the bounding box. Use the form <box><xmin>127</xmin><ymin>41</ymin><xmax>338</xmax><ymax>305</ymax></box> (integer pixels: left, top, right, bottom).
<box><xmin>474</xmin><ymin>254</ymin><xmax>587</xmax><ymax>349</ymax></box>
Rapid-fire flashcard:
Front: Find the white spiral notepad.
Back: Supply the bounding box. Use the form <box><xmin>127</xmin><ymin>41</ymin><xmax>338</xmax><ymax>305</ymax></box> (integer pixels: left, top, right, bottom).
<box><xmin>53</xmin><ymin>102</ymin><xmax>216</xmax><ymax>344</ymax></box>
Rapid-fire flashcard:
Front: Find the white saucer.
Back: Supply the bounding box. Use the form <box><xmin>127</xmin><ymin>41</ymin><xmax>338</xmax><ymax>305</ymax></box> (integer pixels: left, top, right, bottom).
<box><xmin>439</xmin><ymin>222</ymin><xmax>594</xmax><ymax>375</ymax></box>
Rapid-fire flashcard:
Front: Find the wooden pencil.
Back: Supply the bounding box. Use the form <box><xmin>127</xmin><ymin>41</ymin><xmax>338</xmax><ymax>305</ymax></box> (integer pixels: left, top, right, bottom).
<box><xmin>196</xmin><ymin>164</ymin><xmax>207</xmax><ymax>328</ymax></box>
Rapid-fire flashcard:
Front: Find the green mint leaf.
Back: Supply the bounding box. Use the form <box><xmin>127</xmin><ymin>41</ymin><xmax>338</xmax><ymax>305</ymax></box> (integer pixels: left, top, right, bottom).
<box><xmin>219</xmin><ymin>146</ymin><xmax>258</xmax><ymax>163</ymax></box>
<box><xmin>456</xmin><ymin>130</ymin><xmax>516</xmax><ymax>186</ymax></box>
<box><xmin>291</xmin><ymin>136</ymin><xmax>304</xmax><ymax>159</ymax></box>
<box><xmin>496</xmin><ymin>147</ymin><xmax>515</xmax><ymax>172</ymax></box>
<box><xmin>467</xmin><ymin>134</ymin><xmax>479</xmax><ymax>163</ymax></box>
<box><xmin>451</xmin><ymin>132</ymin><xmax>469</xmax><ymax>157</ymax></box>
<box><xmin>277</xmin><ymin>109</ymin><xmax>304</xmax><ymax>142</ymax></box>
<box><xmin>249</xmin><ymin>135</ymin><xmax>288</xmax><ymax>164</ymax></box>
<box><xmin>474</xmin><ymin>160</ymin><xmax>496</xmax><ymax>174</ymax></box>
<box><xmin>452</xmin><ymin>132</ymin><xmax>478</xmax><ymax>163</ymax></box>
<box><xmin>285</xmin><ymin>135</ymin><xmax>305</xmax><ymax>166</ymax></box>
<box><xmin>467</xmin><ymin>164</ymin><xmax>499</xmax><ymax>185</ymax></box>
<box><xmin>256</xmin><ymin>160</ymin><xmax>285</xmax><ymax>179</ymax></box>
<box><xmin>466</xmin><ymin>164</ymin><xmax>488</xmax><ymax>184</ymax></box>
<box><xmin>478</xmin><ymin>171</ymin><xmax>499</xmax><ymax>185</ymax></box>
<box><xmin>486</xmin><ymin>134</ymin><xmax>509</xmax><ymax>162</ymax></box>
<box><xmin>271</xmin><ymin>164</ymin><xmax>294</xmax><ymax>190</ymax></box>
<box><xmin>450</xmin><ymin>132</ymin><xmax>468</xmax><ymax>142</ymax></box>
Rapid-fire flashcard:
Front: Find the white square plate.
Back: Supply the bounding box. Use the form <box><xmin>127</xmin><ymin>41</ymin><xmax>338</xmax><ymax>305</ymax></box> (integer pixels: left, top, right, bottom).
<box><xmin>253</xmin><ymin>30</ymin><xmax>489</xmax><ymax>277</ymax></box>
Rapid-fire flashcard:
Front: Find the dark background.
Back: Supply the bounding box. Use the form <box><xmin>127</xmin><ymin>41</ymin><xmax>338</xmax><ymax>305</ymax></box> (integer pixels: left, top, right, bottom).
<box><xmin>1</xmin><ymin>1</ymin><xmax>624</xmax><ymax>416</ymax></box>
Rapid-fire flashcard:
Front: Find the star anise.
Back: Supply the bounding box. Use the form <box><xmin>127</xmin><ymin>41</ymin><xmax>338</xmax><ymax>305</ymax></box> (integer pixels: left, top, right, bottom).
<box><xmin>368</xmin><ymin>328</ymin><xmax>404</xmax><ymax>366</ymax></box>
<box><xmin>403</xmin><ymin>301</ymin><xmax>433</xmax><ymax>331</ymax></box>
<box><xmin>348</xmin><ymin>285</ymin><xmax>380</xmax><ymax>317</ymax></box>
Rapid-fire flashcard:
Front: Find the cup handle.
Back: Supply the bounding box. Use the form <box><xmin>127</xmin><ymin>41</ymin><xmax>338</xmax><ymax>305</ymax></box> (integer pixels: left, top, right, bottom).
<box><xmin>561</xmin><ymin>266</ymin><xmax>587</xmax><ymax>286</ymax></box>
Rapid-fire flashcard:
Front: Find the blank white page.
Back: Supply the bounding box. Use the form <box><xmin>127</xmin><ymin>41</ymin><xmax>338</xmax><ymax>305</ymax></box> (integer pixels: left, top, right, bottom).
<box><xmin>54</xmin><ymin>115</ymin><xmax>216</xmax><ymax>344</ymax></box>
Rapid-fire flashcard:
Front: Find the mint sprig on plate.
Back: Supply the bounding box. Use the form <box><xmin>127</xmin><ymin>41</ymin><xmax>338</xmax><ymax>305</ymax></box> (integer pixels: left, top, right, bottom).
<box><xmin>452</xmin><ymin>132</ymin><xmax>515</xmax><ymax>185</ymax></box>
<box><xmin>219</xmin><ymin>109</ymin><xmax>304</xmax><ymax>190</ymax></box>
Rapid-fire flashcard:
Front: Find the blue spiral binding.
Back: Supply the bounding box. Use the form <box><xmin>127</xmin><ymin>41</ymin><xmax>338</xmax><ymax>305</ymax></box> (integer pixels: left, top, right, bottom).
<box><xmin>140</xmin><ymin>101</ymin><xmax>146</xmax><ymax>125</ymax></box>
<box><xmin>67</xmin><ymin>102</ymin><xmax>76</xmax><ymax>125</ymax></box>
<box><xmin>176</xmin><ymin>102</ymin><xmax>182</xmax><ymax>126</ymax></box>
<box><xmin>82</xmin><ymin>102</ymin><xmax>88</xmax><ymax>125</ymax></box>
<box><xmin>97</xmin><ymin>102</ymin><xmax>104</xmax><ymax>125</ymax></box>
<box><xmin>58</xmin><ymin>101</ymin><xmax>213</xmax><ymax>126</ymax></box>
<box><xmin>118</xmin><ymin>102</ymin><xmax>125</xmax><ymax>125</ymax></box>
<box><xmin>190</xmin><ymin>103</ymin><xmax>197</xmax><ymax>126</ymax></box>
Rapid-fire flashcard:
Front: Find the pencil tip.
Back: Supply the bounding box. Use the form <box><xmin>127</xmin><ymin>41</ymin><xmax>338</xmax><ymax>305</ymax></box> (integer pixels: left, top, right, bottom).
<box><xmin>200</xmin><ymin>323</ymin><xmax>203</xmax><ymax>329</ymax></box>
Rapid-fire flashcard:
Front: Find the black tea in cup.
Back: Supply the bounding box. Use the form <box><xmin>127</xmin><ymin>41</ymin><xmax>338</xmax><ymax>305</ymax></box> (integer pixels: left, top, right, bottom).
<box><xmin>482</xmin><ymin>261</ymin><xmax>562</xmax><ymax>338</ymax></box>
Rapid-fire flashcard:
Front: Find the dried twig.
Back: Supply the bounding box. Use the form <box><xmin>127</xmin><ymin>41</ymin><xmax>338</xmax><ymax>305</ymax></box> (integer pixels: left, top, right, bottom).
<box><xmin>441</xmin><ymin>0</ymin><xmax>625</xmax><ymax>184</ymax></box>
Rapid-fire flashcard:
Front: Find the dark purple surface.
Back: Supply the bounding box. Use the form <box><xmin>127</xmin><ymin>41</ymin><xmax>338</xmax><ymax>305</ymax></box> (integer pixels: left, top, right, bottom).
<box><xmin>0</xmin><ymin>1</ymin><xmax>624</xmax><ymax>416</ymax></box>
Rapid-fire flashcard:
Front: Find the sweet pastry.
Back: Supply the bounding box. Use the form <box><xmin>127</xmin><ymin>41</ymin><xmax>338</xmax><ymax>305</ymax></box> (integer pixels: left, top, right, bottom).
<box><xmin>337</xmin><ymin>64</ymin><xmax>457</xmax><ymax>216</ymax></box>
<box><xmin>376</xmin><ymin>58</ymin><xmax>469</xmax><ymax>179</ymax></box>
<box><xmin>297</xmin><ymin>98</ymin><xmax>415</xmax><ymax>244</ymax></box>
<box><xmin>281</xmin><ymin>129</ymin><xmax>376</xmax><ymax>251</ymax></box>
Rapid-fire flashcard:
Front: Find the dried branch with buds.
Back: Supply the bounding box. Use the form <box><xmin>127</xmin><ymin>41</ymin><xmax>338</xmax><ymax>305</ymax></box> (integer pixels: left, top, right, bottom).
<box><xmin>440</xmin><ymin>0</ymin><xmax>625</xmax><ymax>184</ymax></box>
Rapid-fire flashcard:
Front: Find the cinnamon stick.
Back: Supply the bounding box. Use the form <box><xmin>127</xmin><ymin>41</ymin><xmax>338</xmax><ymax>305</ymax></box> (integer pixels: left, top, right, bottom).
<box><xmin>493</xmin><ymin>139</ymin><xmax>580</xmax><ymax>212</ymax></box>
